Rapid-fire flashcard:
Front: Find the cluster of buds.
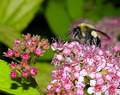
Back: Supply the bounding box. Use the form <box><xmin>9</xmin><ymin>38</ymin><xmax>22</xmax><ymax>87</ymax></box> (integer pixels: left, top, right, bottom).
<box><xmin>46</xmin><ymin>38</ymin><xmax>120</xmax><ymax>95</ymax></box>
<box><xmin>4</xmin><ymin>34</ymin><xmax>50</xmax><ymax>78</ymax></box>
<box><xmin>70</xmin><ymin>17</ymin><xmax>120</xmax><ymax>49</ymax></box>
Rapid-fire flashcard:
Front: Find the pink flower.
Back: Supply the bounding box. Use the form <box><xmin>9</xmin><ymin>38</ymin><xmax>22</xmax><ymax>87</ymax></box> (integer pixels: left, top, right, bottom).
<box><xmin>63</xmin><ymin>83</ymin><xmax>72</xmax><ymax>91</ymax></box>
<box><xmin>47</xmin><ymin>40</ymin><xmax>120</xmax><ymax>94</ymax></box>
<box><xmin>14</xmin><ymin>39</ymin><xmax>22</xmax><ymax>44</ymax></box>
<box><xmin>74</xmin><ymin>65</ymin><xmax>81</xmax><ymax>72</ymax></box>
<box><xmin>10</xmin><ymin>71</ymin><xmax>17</xmax><ymax>78</ymax></box>
<box><xmin>55</xmin><ymin>87</ymin><xmax>62</xmax><ymax>93</ymax></box>
<box><xmin>64</xmin><ymin>66</ymin><xmax>72</xmax><ymax>73</ymax></box>
<box><xmin>62</xmin><ymin>48</ymin><xmax>71</xmax><ymax>56</ymax></box>
<box><xmin>22</xmin><ymin>71</ymin><xmax>29</xmax><ymax>77</ymax></box>
<box><xmin>22</xmin><ymin>53</ymin><xmax>30</xmax><ymax>60</ymax></box>
<box><xmin>76</xmin><ymin>89</ymin><xmax>84</xmax><ymax>95</ymax></box>
<box><xmin>97</xmin><ymin>49</ymin><xmax>104</xmax><ymax>56</ymax></box>
<box><xmin>30</xmin><ymin>68</ymin><xmax>38</xmax><ymax>75</ymax></box>
<box><xmin>54</xmin><ymin>54</ymin><xmax>64</xmax><ymax>62</ymax></box>
<box><xmin>35</xmin><ymin>48</ymin><xmax>43</xmax><ymax>56</ymax></box>
<box><xmin>51</xmin><ymin>37</ymin><xmax>64</xmax><ymax>51</ymax></box>
<box><xmin>105</xmin><ymin>74</ymin><xmax>112</xmax><ymax>82</ymax></box>
<box><xmin>46</xmin><ymin>84</ymin><xmax>54</xmax><ymax>91</ymax></box>
<box><xmin>105</xmin><ymin>85</ymin><xmax>120</xmax><ymax>95</ymax></box>
<box><xmin>56</xmin><ymin>82</ymin><xmax>62</xmax><ymax>87</ymax></box>
<box><xmin>116</xmin><ymin>71</ymin><xmax>120</xmax><ymax>77</ymax></box>
<box><xmin>95</xmin><ymin>72</ymin><xmax>103</xmax><ymax>80</ymax></box>
<box><xmin>47</xmin><ymin>93</ymin><xmax>54</xmax><ymax>95</ymax></box>
<box><xmin>73</xmin><ymin>72</ymin><xmax>80</xmax><ymax>79</ymax></box>
<box><xmin>114</xmin><ymin>46</ymin><xmax>120</xmax><ymax>52</ymax></box>
<box><xmin>6</xmin><ymin>49</ymin><xmax>14</xmax><ymax>57</ymax></box>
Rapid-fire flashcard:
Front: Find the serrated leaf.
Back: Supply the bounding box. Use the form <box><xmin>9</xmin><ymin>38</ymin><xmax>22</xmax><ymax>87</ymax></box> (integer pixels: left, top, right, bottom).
<box><xmin>0</xmin><ymin>59</ymin><xmax>39</xmax><ymax>95</ymax></box>
<box><xmin>66</xmin><ymin>0</ymin><xmax>84</xmax><ymax>20</ymax></box>
<box><xmin>0</xmin><ymin>0</ymin><xmax>43</xmax><ymax>47</ymax></box>
<box><xmin>45</xmin><ymin>0</ymin><xmax>71</xmax><ymax>41</ymax></box>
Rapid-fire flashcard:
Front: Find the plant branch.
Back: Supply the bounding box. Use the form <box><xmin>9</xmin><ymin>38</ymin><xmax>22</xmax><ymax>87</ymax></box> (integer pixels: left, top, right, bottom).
<box><xmin>31</xmin><ymin>76</ymin><xmax>44</xmax><ymax>95</ymax></box>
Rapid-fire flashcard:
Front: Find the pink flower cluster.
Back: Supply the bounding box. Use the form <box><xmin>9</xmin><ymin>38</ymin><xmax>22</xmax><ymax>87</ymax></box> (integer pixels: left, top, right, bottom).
<box><xmin>70</xmin><ymin>17</ymin><xmax>120</xmax><ymax>49</ymax></box>
<box><xmin>4</xmin><ymin>34</ymin><xmax>50</xmax><ymax>78</ymax></box>
<box><xmin>46</xmin><ymin>38</ymin><xmax>120</xmax><ymax>95</ymax></box>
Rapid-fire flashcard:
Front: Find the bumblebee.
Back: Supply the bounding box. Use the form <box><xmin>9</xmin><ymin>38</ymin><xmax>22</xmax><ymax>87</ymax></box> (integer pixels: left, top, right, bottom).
<box><xmin>66</xmin><ymin>23</ymin><xmax>110</xmax><ymax>47</ymax></box>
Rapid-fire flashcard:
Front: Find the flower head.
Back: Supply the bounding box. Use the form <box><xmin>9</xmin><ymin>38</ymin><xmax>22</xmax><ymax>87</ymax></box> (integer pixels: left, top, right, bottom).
<box><xmin>47</xmin><ymin>39</ymin><xmax>120</xmax><ymax>95</ymax></box>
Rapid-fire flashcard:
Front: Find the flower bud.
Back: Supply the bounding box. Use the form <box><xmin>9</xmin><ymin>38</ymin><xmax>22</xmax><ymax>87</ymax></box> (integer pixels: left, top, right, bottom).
<box><xmin>35</xmin><ymin>48</ymin><xmax>43</xmax><ymax>56</ymax></box>
<box><xmin>25</xmin><ymin>65</ymin><xmax>31</xmax><ymax>70</ymax></box>
<box><xmin>35</xmin><ymin>35</ymin><xmax>40</xmax><ymax>41</ymax></box>
<box><xmin>12</xmin><ymin>45</ymin><xmax>19</xmax><ymax>51</ymax></box>
<box><xmin>22</xmin><ymin>71</ymin><xmax>29</xmax><ymax>78</ymax></box>
<box><xmin>9</xmin><ymin>62</ymin><xmax>16</xmax><ymax>70</ymax></box>
<box><xmin>6</xmin><ymin>49</ymin><xmax>14</xmax><ymax>57</ymax></box>
<box><xmin>30</xmin><ymin>68</ymin><xmax>38</xmax><ymax>75</ymax></box>
<box><xmin>25</xmin><ymin>41</ymin><xmax>31</xmax><ymax>47</ymax></box>
<box><xmin>10</xmin><ymin>71</ymin><xmax>18</xmax><ymax>78</ymax></box>
<box><xmin>24</xmin><ymin>34</ymin><xmax>31</xmax><ymax>40</ymax></box>
<box><xmin>41</xmin><ymin>39</ymin><xmax>48</xmax><ymax>45</ymax></box>
<box><xmin>21</xmin><ymin>61</ymin><xmax>28</xmax><ymax>67</ymax></box>
<box><xmin>46</xmin><ymin>84</ymin><xmax>54</xmax><ymax>91</ymax></box>
<box><xmin>38</xmin><ymin>42</ymin><xmax>43</xmax><ymax>47</ymax></box>
<box><xmin>14</xmin><ymin>39</ymin><xmax>22</xmax><ymax>44</ymax></box>
<box><xmin>22</xmin><ymin>53</ymin><xmax>30</xmax><ymax>60</ymax></box>
<box><xmin>30</xmin><ymin>46</ymin><xmax>36</xmax><ymax>52</ymax></box>
<box><xmin>43</xmin><ymin>44</ymin><xmax>50</xmax><ymax>50</ymax></box>
<box><xmin>16</xmin><ymin>64</ymin><xmax>22</xmax><ymax>70</ymax></box>
<box><xmin>15</xmin><ymin>51</ymin><xmax>21</xmax><ymax>57</ymax></box>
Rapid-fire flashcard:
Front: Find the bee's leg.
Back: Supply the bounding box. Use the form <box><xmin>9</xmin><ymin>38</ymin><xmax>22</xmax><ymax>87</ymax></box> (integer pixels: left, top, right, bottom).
<box><xmin>85</xmin><ymin>32</ymin><xmax>92</xmax><ymax>46</ymax></box>
<box><xmin>93</xmin><ymin>37</ymin><xmax>101</xmax><ymax>47</ymax></box>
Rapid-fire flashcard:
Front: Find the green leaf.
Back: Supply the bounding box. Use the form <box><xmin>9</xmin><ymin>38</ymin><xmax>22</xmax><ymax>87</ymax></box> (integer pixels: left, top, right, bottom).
<box><xmin>0</xmin><ymin>0</ymin><xmax>43</xmax><ymax>47</ymax></box>
<box><xmin>102</xmin><ymin>3</ymin><xmax>116</xmax><ymax>17</ymax></box>
<box><xmin>0</xmin><ymin>24</ymin><xmax>22</xmax><ymax>48</ymax></box>
<box><xmin>0</xmin><ymin>59</ymin><xmax>39</xmax><ymax>95</ymax></box>
<box><xmin>45</xmin><ymin>0</ymin><xmax>71</xmax><ymax>41</ymax></box>
<box><xmin>85</xmin><ymin>9</ymin><xmax>101</xmax><ymax>22</ymax></box>
<box><xmin>38</xmin><ymin>48</ymin><xmax>54</xmax><ymax>61</ymax></box>
<box><xmin>66</xmin><ymin>0</ymin><xmax>84</xmax><ymax>20</ymax></box>
<box><xmin>35</xmin><ymin>62</ymin><xmax>52</xmax><ymax>94</ymax></box>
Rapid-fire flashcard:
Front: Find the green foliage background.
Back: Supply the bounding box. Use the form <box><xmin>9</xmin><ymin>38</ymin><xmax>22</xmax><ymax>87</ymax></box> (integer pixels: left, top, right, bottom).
<box><xmin>0</xmin><ymin>0</ymin><xmax>120</xmax><ymax>94</ymax></box>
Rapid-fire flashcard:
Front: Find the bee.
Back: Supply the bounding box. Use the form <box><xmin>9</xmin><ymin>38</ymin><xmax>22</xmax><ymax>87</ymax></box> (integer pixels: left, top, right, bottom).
<box><xmin>66</xmin><ymin>23</ymin><xmax>110</xmax><ymax>47</ymax></box>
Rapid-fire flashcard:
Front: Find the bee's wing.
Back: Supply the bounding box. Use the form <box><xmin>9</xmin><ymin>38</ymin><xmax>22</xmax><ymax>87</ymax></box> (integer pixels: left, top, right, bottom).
<box><xmin>92</xmin><ymin>29</ymin><xmax>110</xmax><ymax>39</ymax></box>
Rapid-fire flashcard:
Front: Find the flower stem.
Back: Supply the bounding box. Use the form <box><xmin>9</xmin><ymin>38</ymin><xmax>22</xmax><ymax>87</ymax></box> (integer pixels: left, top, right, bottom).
<box><xmin>29</xmin><ymin>55</ymin><xmax>37</xmax><ymax>64</ymax></box>
<box><xmin>31</xmin><ymin>77</ymin><xmax>44</xmax><ymax>95</ymax></box>
<box><xmin>10</xmin><ymin>57</ymin><xmax>21</xmax><ymax>64</ymax></box>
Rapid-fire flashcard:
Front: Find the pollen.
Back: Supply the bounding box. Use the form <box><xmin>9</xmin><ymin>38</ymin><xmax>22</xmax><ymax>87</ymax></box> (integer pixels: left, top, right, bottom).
<box><xmin>91</xmin><ymin>31</ymin><xmax>98</xmax><ymax>38</ymax></box>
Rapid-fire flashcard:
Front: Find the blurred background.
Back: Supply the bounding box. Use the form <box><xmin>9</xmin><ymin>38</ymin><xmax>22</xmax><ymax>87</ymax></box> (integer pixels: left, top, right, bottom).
<box><xmin>0</xmin><ymin>0</ymin><xmax>120</xmax><ymax>94</ymax></box>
